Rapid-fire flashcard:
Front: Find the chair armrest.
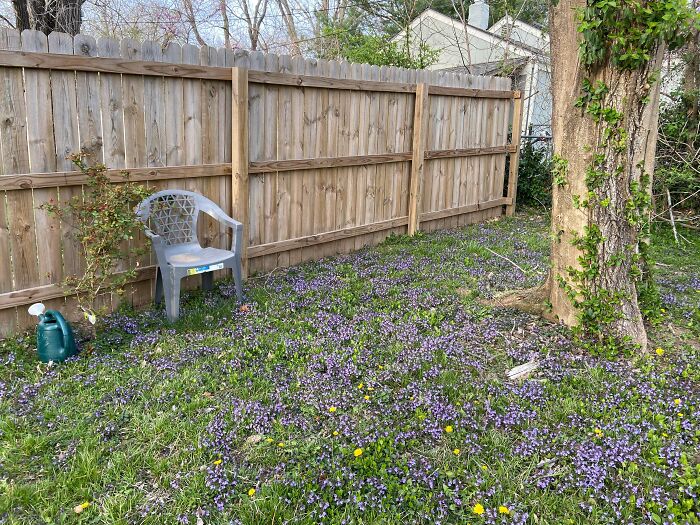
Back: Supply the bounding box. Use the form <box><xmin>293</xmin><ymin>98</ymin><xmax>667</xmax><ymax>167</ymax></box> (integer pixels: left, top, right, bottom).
<box><xmin>142</xmin><ymin>227</ymin><xmax>165</xmax><ymax>245</ymax></box>
<box><xmin>205</xmin><ymin>208</ymin><xmax>244</xmax><ymax>253</ymax></box>
<box><xmin>208</xmin><ymin>208</ymin><xmax>243</xmax><ymax>230</ymax></box>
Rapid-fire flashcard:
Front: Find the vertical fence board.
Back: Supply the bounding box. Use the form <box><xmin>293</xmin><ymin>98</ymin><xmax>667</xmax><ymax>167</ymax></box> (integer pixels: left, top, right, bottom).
<box><xmin>338</xmin><ymin>60</ymin><xmax>355</xmax><ymax>255</ymax></box>
<box><xmin>261</xmin><ymin>53</ymin><xmax>279</xmax><ymax>272</ymax></box>
<box><xmin>22</xmin><ymin>29</ymin><xmax>62</xmax><ymax>329</ymax></box>
<box><xmin>276</xmin><ymin>54</ymin><xmax>292</xmax><ymax>269</ymax></box>
<box><xmin>0</xmin><ymin>28</ymin><xmax>23</xmax><ymax>332</ymax></box>
<box><xmin>48</xmin><ymin>32</ymin><xmax>81</xmax><ymax>319</ymax></box>
<box><xmin>231</xmin><ymin>66</ymin><xmax>249</xmax><ymax>277</ymax></box>
<box><xmin>408</xmin><ymin>83</ymin><xmax>428</xmax><ymax>236</ymax></box>
<box><xmin>287</xmin><ymin>56</ymin><xmax>304</xmax><ymax>266</ymax></box>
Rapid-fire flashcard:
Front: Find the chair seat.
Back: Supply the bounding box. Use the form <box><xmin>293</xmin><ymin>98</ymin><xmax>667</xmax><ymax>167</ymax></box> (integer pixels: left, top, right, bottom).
<box><xmin>164</xmin><ymin>245</ymin><xmax>234</xmax><ymax>268</ymax></box>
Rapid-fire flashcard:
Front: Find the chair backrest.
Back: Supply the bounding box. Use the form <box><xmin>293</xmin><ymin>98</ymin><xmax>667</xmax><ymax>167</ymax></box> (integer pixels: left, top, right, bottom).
<box><xmin>136</xmin><ymin>190</ymin><xmax>208</xmax><ymax>246</ymax></box>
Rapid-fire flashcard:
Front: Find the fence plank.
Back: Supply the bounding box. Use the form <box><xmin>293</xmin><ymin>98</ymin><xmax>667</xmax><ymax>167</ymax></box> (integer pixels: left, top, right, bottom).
<box><xmin>507</xmin><ymin>92</ymin><xmax>524</xmax><ymax>216</ymax></box>
<box><xmin>48</xmin><ymin>31</ymin><xmax>83</xmax><ymax>298</ymax></box>
<box><xmin>276</xmin><ymin>54</ymin><xmax>293</xmax><ymax>269</ymax></box>
<box><xmin>261</xmin><ymin>53</ymin><xmax>280</xmax><ymax>272</ymax></box>
<box><xmin>408</xmin><ymin>83</ymin><xmax>428</xmax><ymax>236</ymax></box>
<box><xmin>21</xmin><ymin>29</ymin><xmax>63</xmax><ymax>324</ymax></box>
<box><xmin>121</xmin><ymin>38</ymin><xmax>146</xmax><ymax>168</ymax></box>
<box><xmin>0</xmin><ymin>28</ymin><xmax>24</xmax><ymax>333</ymax></box>
<box><xmin>338</xmin><ymin>60</ymin><xmax>355</xmax><ymax>256</ymax></box>
<box><xmin>287</xmin><ymin>56</ymin><xmax>304</xmax><ymax>265</ymax></box>
<box><xmin>231</xmin><ymin>66</ymin><xmax>249</xmax><ymax>277</ymax></box>
<box><xmin>300</xmin><ymin>58</ymin><xmax>318</xmax><ymax>262</ymax></box>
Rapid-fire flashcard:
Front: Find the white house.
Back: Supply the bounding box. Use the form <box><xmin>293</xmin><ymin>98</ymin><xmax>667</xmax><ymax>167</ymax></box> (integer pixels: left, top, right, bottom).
<box><xmin>393</xmin><ymin>3</ymin><xmax>552</xmax><ymax>139</ymax></box>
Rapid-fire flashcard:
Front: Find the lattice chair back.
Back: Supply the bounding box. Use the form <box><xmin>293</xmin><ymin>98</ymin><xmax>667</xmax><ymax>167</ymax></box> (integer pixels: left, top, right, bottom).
<box><xmin>137</xmin><ymin>191</ymin><xmax>200</xmax><ymax>246</ymax></box>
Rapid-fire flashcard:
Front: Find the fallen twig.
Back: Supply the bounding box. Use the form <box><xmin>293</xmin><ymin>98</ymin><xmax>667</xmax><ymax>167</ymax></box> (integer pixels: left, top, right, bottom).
<box><xmin>483</xmin><ymin>247</ymin><xmax>528</xmax><ymax>275</ymax></box>
<box><xmin>667</xmin><ymin>188</ymin><xmax>679</xmax><ymax>244</ymax></box>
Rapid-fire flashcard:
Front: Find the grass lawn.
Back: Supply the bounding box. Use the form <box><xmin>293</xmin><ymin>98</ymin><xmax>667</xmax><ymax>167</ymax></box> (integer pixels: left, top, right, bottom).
<box><xmin>1</xmin><ymin>212</ymin><xmax>699</xmax><ymax>525</ymax></box>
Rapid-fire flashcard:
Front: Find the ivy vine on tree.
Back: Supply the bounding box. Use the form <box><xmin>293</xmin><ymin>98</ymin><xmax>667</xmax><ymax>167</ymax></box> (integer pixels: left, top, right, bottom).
<box><xmin>551</xmin><ymin>0</ymin><xmax>698</xmax><ymax>354</ymax></box>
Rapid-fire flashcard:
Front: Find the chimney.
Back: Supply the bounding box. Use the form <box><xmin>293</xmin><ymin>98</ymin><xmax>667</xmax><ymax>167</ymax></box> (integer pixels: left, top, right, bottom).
<box><xmin>468</xmin><ymin>0</ymin><xmax>489</xmax><ymax>30</ymax></box>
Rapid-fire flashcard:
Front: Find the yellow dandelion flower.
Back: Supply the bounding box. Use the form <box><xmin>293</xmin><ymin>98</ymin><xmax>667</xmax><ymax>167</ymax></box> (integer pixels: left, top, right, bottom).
<box><xmin>213</xmin><ymin>459</ymin><xmax>222</xmax><ymax>465</ymax></box>
<box><xmin>266</xmin><ymin>437</ymin><xmax>273</xmax><ymax>443</ymax></box>
<box><xmin>358</xmin><ymin>382</ymin><xmax>364</xmax><ymax>390</ymax></box>
<box><xmin>364</xmin><ymin>395</ymin><xmax>370</xmax><ymax>401</ymax></box>
<box><xmin>367</xmin><ymin>386</ymin><xmax>375</xmax><ymax>391</ymax></box>
<box><xmin>353</xmin><ymin>448</ymin><xmax>363</xmax><ymax>457</ymax></box>
<box><xmin>278</xmin><ymin>442</ymin><xmax>285</xmax><ymax>447</ymax></box>
<box><xmin>655</xmin><ymin>347</ymin><xmax>665</xmax><ymax>356</ymax></box>
<box><xmin>248</xmin><ymin>488</ymin><xmax>256</xmax><ymax>497</ymax></box>
<box><xmin>453</xmin><ymin>448</ymin><xmax>460</xmax><ymax>455</ymax></box>
<box><xmin>678</xmin><ymin>412</ymin><xmax>684</xmax><ymax>418</ymax></box>
<box><xmin>674</xmin><ymin>398</ymin><xmax>681</xmax><ymax>405</ymax></box>
<box><xmin>444</xmin><ymin>425</ymin><xmax>453</xmax><ymax>433</ymax></box>
<box><xmin>472</xmin><ymin>503</ymin><xmax>485</xmax><ymax>515</ymax></box>
<box><xmin>333</xmin><ymin>430</ymin><xmax>339</xmax><ymax>436</ymax></box>
<box><xmin>594</xmin><ymin>427</ymin><xmax>603</xmax><ymax>437</ymax></box>
<box><xmin>481</xmin><ymin>465</ymin><xmax>488</xmax><ymax>471</ymax></box>
<box><xmin>499</xmin><ymin>505</ymin><xmax>510</xmax><ymax>515</ymax></box>
<box><xmin>74</xmin><ymin>501</ymin><xmax>90</xmax><ymax>514</ymax></box>
<box><xmin>328</xmin><ymin>406</ymin><xmax>337</xmax><ymax>413</ymax></box>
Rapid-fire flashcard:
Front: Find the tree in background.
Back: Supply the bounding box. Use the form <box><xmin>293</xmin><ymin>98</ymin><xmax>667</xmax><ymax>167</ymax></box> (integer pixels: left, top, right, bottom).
<box><xmin>654</xmin><ymin>0</ymin><xmax>700</xmax><ymax>224</ymax></box>
<box><xmin>504</xmin><ymin>0</ymin><xmax>696</xmax><ymax>354</ymax></box>
<box><xmin>315</xmin><ymin>11</ymin><xmax>438</xmax><ymax>67</ymax></box>
<box><xmin>11</xmin><ymin>0</ymin><xmax>85</xmax><ymax>34</ymax></box>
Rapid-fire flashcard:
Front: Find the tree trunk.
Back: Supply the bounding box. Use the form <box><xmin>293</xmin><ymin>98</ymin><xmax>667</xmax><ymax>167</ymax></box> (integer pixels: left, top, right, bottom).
<box><xmin>539</xmin><ymin>0</ymin><xmax>667</xmax><ymax>352</ymax></box>
<box><xmin>276</xmin><ymin>0</ymin><xmax>301</xmax><ymax>56</ymax></box>
<box><xmin>13</xmin><ymin>0</ymin><xmax>83</xmax><ymax>35</ymax></box>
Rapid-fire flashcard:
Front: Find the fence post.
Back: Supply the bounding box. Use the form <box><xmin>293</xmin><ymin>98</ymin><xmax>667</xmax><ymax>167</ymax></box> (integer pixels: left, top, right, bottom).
<box><xmin>408</xmin><ymin>83</ymin><xmax>428</xmax><ymax>236</ymax></box>
<box><xmin>231</xmin><ymin>66</ymin><xmax>249</xmax><ymax>277</ymax></box>
<box><xmin>506</xmin><ymin>90</ymin><xmax>523</xmax><ymax>217</ymax></box>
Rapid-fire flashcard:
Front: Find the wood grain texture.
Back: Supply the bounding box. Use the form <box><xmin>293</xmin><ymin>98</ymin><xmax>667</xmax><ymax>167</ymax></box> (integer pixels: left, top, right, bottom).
<box><xmin>0</xmin><ymin>33</ymin><xmax>522</xmax><ymax>336</ymax></box>
<box><xmin>231</xmin><ymin>66</ymin><xmax>249</xmax><ymax>276</ymax></box>
<box><xmin>408</xmin><ymin>83</ymin><xmax>428</xmax><ymax>235</ymax></box>
<box><xmin>507</xmin><ymin>92</ymin><xmax>524</xmax><ymax>216</ymax></box>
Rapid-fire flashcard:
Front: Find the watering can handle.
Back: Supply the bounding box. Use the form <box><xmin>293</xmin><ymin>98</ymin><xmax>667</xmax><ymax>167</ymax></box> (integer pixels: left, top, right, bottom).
<box><xmin>43</xmin><ymin>310</ymin><xmax>72</xmax><ymax>350</ymax></box>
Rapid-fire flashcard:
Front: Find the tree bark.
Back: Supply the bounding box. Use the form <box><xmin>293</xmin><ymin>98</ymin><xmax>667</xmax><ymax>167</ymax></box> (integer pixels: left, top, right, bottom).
<box><xmin>528</xmin><ymin>0</ymin><xmax>666</xmax><ymax>351</ymax></box>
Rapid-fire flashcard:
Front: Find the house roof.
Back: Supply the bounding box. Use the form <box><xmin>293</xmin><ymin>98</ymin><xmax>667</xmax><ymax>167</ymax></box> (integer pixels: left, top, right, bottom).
<box><xmin>394</xmin><ymin>8</ymin><xmax>549</xmax><ymax>62</ymax></box>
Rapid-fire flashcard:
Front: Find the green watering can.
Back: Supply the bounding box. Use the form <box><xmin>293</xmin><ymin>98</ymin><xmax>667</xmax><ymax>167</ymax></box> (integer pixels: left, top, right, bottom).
<box><xmin>29</xmin><ymin>303</ymin><xmax>78</xmax><ymax>363</ymax></box>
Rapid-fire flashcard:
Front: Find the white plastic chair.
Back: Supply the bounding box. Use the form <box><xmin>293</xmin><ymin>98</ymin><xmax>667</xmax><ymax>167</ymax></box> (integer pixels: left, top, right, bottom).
<box><xmin>136</xmin><ymin>190</ymin><xmax>243</xmax><ymax>321</ymax></box>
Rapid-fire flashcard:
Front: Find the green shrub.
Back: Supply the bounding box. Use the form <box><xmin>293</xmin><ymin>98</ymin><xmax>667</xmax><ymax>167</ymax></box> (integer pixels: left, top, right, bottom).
<box><xmin>516</xmin><ymin>139</ymin><xmax>553</xmax><ymax>208</ymax></box>
<box><xmin>655</xmin><ymin>89</ymin><xmax>700</xmax><ymax>212</ymax></box>
<box><xmin>40</xmin><ymin>154</ymin><xmax>152</xmax><ymax>324</ymax></box>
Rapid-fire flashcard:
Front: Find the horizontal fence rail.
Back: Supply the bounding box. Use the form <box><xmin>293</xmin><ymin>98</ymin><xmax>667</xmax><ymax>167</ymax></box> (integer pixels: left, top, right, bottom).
<box><xmin>0</xmin><ymin>29</ymin><xmax>521</xmax><ymax>337</ymax></box>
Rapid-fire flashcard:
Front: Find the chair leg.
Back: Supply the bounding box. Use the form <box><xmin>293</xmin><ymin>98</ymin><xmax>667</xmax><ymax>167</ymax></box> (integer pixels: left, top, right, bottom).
<box><xmin>155</xmin><ymin>268</ymin><xmax>164</xmax><ymax>304</ymax></box>
<box><xmin>202</xmin><ymin>271</ymin><xmax>213</xmax><ymax>292</ymax></box>
<box><xmin>232</xmin><ymin>256</ymin><xmax>243</xmax><ymax>302</ymax></box>
<box><xmin>164</xmin><ymin>270</ymin><xmax>182</xmax><ymax>322</ymax></box>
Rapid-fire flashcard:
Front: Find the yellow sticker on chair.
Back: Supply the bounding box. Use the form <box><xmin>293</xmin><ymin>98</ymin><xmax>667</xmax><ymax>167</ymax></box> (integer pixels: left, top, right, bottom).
<box><xmin>187</xmin><ymin>263</ymin><xmax>224</xmax><ymax>276</ymax></box>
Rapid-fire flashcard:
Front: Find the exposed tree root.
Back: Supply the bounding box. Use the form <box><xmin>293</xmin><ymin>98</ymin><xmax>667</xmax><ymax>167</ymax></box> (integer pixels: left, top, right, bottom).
<box><xmin>475</xmin><ymin>282</ymin><xmax>558</xmax><ymax>323</ymax></box>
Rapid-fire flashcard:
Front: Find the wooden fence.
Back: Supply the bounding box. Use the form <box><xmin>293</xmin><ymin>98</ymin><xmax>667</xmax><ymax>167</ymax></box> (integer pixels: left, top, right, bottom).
<box><xmin>0</xmin><ymin>29</ymin><xmax>522</xmax><ymax>336</ymax></box>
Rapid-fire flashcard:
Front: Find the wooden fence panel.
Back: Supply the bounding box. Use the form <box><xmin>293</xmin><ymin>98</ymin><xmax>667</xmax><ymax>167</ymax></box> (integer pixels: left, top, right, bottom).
<box><xmin>0</xmin><ymin>32</ymin><xmax>520</xmax><ymax>337</ymax></box>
